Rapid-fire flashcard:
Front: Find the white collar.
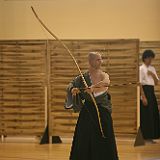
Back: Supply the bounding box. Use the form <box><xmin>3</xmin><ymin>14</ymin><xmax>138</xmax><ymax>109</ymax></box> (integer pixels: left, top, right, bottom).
<box><xmin>142</xmin><ymin>63</ymin><xmax>150</xmax><ymax>68</ymax></box>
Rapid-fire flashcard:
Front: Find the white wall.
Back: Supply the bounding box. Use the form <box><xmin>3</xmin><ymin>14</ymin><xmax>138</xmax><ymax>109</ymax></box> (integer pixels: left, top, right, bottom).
<box><xmin>0</xmin><ymin>0</ymin><xmax>160</xmax><ymax>40</ymax></box>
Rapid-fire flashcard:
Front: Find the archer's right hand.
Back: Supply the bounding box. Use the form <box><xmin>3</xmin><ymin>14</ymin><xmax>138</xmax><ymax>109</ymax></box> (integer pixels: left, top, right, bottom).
<box><xmin>142</xmin><ymin>95</ymin><xmax>148</xmax><ymax>106</ymax></box>
<box><xmin>71</xmin><ymin>88</ymin><xmax>80</xmax><ymax>96</ymax></box>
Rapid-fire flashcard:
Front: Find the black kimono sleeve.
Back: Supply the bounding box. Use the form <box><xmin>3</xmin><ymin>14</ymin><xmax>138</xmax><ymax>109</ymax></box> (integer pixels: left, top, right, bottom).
<box><xmin>64</xmin><ymin>75</ymin><xmax>84</xmax><ymax>112</ymax></box>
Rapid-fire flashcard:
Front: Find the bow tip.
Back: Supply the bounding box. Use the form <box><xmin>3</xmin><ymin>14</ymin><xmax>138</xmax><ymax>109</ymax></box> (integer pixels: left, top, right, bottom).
<box><xmin>31</xmin><ymin>6</ymin><xmax>34</xmax><ymax>10</ymax></box>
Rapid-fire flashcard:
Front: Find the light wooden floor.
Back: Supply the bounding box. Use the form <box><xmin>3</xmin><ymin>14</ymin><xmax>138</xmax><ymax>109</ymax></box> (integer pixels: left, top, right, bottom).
<box><xmin>0</xmin><ymin>138</ymin><xmax>160</xmax><ymax>160</ymax></box>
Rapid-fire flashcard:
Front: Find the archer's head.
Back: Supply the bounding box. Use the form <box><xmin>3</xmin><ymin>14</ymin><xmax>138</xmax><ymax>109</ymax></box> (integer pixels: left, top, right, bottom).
<box><xmin>88</xmin><ymin>52</ymin><xmax>103</xmax><ymax>69</ymax></box>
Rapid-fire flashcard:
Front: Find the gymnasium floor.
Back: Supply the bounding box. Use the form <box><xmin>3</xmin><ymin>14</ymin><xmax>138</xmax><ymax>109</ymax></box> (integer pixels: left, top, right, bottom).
<box><xmin>0</xmin><ymin>137</ymin><xmax>160</xmax><ymax>160</ymax></box>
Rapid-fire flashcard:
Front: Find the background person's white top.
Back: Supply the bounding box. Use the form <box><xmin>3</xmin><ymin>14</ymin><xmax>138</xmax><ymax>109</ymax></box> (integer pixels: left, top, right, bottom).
<box><xmin>140</xmin><ymin>63</ymin><xmax>159</xmax><ymax>86</ymax></box>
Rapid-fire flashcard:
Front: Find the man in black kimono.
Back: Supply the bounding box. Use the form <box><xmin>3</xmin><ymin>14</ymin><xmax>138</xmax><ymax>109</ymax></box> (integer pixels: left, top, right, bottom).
<box><xmin>65</xmin><ymin>52</ymin><xmax>119</xmax><ymax>160</ymax></box>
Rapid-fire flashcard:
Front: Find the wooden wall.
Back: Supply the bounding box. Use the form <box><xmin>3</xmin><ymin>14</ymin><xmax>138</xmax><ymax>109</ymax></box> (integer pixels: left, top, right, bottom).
<box><xmin>50</xmin><ymin>39</ymin><xmax>139</xmax><ymax>137</ymax></box>
<box><xmin>140</xmin><ymin>41</ymin><xmax>160</xmax><ymax>105</ymax></box>
<box><xmin>0</xmin><ymin>40</ymin><xmax>46</xmax><ymax>136</ymax></box>
<box><xmin>0</xmin><ymin>39</ymin><xmax>139</xmax><ymax>137</ymax></box>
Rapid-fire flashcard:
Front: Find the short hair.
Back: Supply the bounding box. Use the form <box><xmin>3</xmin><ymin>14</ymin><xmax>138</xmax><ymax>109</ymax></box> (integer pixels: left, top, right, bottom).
<box><xmin>88</xmin><ymin>52</ymin><xmax>100</xmax><ymax>61</ymax></box>
<box><xmin>142</xmin><ymin>50</ymin><xmax>155</xmax><ymax>62</ymax></box>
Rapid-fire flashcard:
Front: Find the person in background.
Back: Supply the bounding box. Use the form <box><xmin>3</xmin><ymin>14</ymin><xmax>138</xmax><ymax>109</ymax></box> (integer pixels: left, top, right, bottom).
<box><xmin>140</xmin><ymin>50</ymin><xmax>160</xmax><ymax>143</ymax></box>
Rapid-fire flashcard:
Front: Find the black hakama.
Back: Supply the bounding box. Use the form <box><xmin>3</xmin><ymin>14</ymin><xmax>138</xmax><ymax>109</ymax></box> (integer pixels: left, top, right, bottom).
<box><xmin>70</xmin><ymin>100</ymin><xmax>119</xmax><ymax>160</ymax></box>
<box><xmin>140</xmin><ymin>85</ymin><xmax>160</xmax><ymax>139</ymax></box>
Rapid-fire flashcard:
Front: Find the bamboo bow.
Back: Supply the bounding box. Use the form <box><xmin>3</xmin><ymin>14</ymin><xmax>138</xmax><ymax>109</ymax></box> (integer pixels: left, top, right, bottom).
<box><xmin>31</xmin><ymin>6</ymin><xmax>105</xmax><ymax>138</ymax></box>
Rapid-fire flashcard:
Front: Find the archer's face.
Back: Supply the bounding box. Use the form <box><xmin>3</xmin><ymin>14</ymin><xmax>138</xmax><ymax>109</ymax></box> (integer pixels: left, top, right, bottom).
<box><xmin>144</xmin><ymin>57</ymin><xmax>153</xmax><ymax>66</ymax></box>
<box><xmin>90</xmin><ymin>54</ymin><xmax>103</xmax><ymax>69</ymax></box>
